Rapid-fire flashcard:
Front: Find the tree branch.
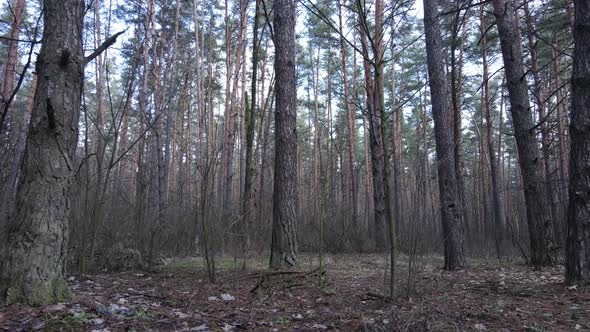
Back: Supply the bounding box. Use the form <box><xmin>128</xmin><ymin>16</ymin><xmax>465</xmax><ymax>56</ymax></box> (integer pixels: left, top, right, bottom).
<box><xmin>83</xmin><ymin>29</ymin><xmax>126</xmax><ymax>66</ymax></box>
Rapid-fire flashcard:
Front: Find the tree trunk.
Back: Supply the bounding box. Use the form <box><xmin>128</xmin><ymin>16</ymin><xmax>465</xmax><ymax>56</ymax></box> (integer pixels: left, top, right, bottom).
<box><xmin>0</xmin><ymin>0</ymin><xmax>27</xmax><ymax>230</ymax></box>
<box><xmin>390</xmin><ymin>7</ymin><xmax>404</xmax><ymax>247</ymax></box>
<box><xmin>450</xmin><ymin>4</ymin><xmax>467</xmax><ymax>236</ymax></box>
<box><xmin>269</xmin><ymin>0</ymin><xmax>298</xmax><ymax>269</ymax></box>
<box><xmin>565</xmin><ymin>0</ymin><xmax>590</xmax><ymax>285</ymax></box>
<box><xmin>243</xmin><ymin>0</ymin><xmax>261</xmax><ymax>252</ymax></box>
<box><xmin>523</xmin><ymin>1</ymin><xmax>560</xmax><ymax>247</ymax></box>
<box><xmin>491</xmin><ymin>0</ymin><xmax>554</xmax><ymax>266</ymax></box>
<box><xmin>0</xmin><ymin>0</ymin><xmax>26</xmax><ymax>134</ymax></box>
<box><xmin>481</xmin><ymin>7</ymin><xmax>505</xmax><ymax>259</ymax></box>
<box><xmin>423</xmin><ymin>0</ymin><xmax>465</xmax><ymax>270</ymax></box>
<box><xmin>358</xmin><ymin>5</ymin><xmax>387</xmax><ymax>252</ymax></box>
<box><xmin>0</xmin><ymin>0</ymin><xmax>84</xmax><ymax>305</ymax></box>
<box><xmin>338</xmin><ymin>0</ymin><xmax>358</xmax><ymax>237</ymax></box>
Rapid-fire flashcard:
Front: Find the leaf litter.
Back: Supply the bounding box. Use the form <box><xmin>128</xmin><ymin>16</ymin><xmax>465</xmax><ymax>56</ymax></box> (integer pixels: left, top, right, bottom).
<box><xmin>0</xmin><ymin>254</ymin><xmax>588</xmax><ymax>331</ymax></box>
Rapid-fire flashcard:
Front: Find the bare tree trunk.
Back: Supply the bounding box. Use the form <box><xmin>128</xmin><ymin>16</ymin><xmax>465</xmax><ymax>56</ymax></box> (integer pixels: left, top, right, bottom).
<box><xmin>269</xmin><ymin>0</ymin><xmax>298</xmax><ymax>269</ymax></box>
<box><xmin>222</xmin><ymin>0</ymin><xmax>235</xmax><ymax>222</ymax></box>
<box><xmin>552</xmin><ymin>42</ymin><xmax>569</xmax><ymax>221</ymax></box>
<box><xmin>0</xmin><ymin>0</ymin><xmax>26</xmax><ymax>134</ymax></box>
<box><xmin>338</xmin><ymin>0</ymin><xmax>358</xmax><ymax>237</ymax></box>
<box><xmin>481</xmin><ymin>7</ymin><xmax>504</xmax><ymax>259</ymax></box>
<box><xmin>374</xmin><ymin>0</ymin><xmax>396</xmax><ymax>296</ymax></box>
<box><xmin>523</xmin><ymin>2</ymin><xmax>560</xmax><ymax>247</ymax></box>
<box><xmin>449</xmin><ymin>4</ymin><xmax>467</xmax><ymax>235</ymax></box>
<box><xmin>312</xmin><ymin>46</ymin><xmax>321</xmax><ymax>235</ymax></box>
<box><xmin>115</xmin><ymin>52</ymin><xmax>139</xmax><ymax>191</ymax></box>
<box><xmin>0</xmin><ymin>0</ymin><xmax>27</xmax><ymax>229</ymax></box>
<box><xmin>492</xmin><ymin>0</ymin><xmax>554</xmax><ymax>266</ymax></box>
<box><xmin>565</xmin><ymin>0</ymin><xmax>590</xmax><ymax>285</ymax></box>
<box><xmin>423</xmin><ymin>0</ymin><xmax>465</xmax><ymax>270</ymax></box>
<box><xmin>1</xmin><ymin>73</ymin><xmax>35</xmax><ymax>251</ymax></box>
<box><xmin>243</xmin><ymin>0</ymin><xmax>262</xmax><ymax>253</ymax></box>
<box><xmin>358</xmin><ymin>3</ymin><xmax>387</xmax><ymax>252</ymax></box>
<box><xmin>390</xmin><ymin>10</ymin><xmax>403</xmax><ymax>245</ymax></box>
<box><xmin>0</xmin><ymin>0</ymin><xmax>84</xmax><ymax>305</ymax></box>
<box><xmin>135</xmin><ymin>0</ymin><xmax>154</xmax><ymax>253</ymax></box>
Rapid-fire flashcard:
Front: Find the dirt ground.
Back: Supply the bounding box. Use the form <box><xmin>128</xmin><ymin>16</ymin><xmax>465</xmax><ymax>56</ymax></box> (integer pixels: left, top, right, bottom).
<box><xmin>0</xmin><ymin>254</ymin><xmax>588</xmax><ymax>331</ymax></box>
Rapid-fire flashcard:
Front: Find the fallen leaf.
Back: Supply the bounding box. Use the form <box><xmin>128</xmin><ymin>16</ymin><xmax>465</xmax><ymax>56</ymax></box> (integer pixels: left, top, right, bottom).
<box><xmin>312</xmin><ymin>323</ymin><xmax>328</xmax><ymax>330</ymax></box>
<box><xmin>292</xmin><ymin>313</ymin><xmax>303</xmax><ymax>320</ymax></box>
<box><xmin>474</xmin><ymin>323</ymin><xmax>487</xmax><ymax>330</ymax></box>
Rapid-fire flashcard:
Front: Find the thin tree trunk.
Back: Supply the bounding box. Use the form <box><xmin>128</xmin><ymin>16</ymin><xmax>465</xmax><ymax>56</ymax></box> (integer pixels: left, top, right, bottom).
<box><xmin>243</xmin><ymin>0</ymin><xmax>261</xmax><ymax>253</ymax></box>
<box><xmin>0</xmin><ymin>0</ymin><xmax>26</xmax><ymax>134</ymax></box>
<box><xmin>0</xmin><ymin>0</ymin><xmax>27</xmax><ymax>227</ymax></box>
<box><xmin>523</xmin><ymin>2</ymin><xmax>560</xmax><ymax>246</ymax></box>
<box><xmin>390</xmin><ymin>9</ymin><xmax>403</xmax><ymax>244</ymax></box>
<box><xmin>481</xmin><ymin>7</ymin><xmax>505</xmax><ymax>259</ymax></box>
<box><xmin>450</xmin><ymin>4</ymin><xmax>467</xmax><ymax>234</ymax></box>
<box><xmin>338</xmin><ymin>0</ymin><xmax>358</xmax><ymax>237</ymax></box>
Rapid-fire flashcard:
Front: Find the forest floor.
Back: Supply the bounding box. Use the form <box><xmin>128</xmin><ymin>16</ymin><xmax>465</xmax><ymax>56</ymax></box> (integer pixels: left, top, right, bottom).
<box><xmin>0</xmin><ymin>254</ymin><xmax>588</xmax><ymax>332</ymax></box>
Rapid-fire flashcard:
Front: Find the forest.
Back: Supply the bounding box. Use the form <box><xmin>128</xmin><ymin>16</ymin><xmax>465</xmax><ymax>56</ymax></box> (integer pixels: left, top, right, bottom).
<box><xmin>0</xmin><ymin>0</ymin><xmax>589</xmax><ymax>330</ymax></box>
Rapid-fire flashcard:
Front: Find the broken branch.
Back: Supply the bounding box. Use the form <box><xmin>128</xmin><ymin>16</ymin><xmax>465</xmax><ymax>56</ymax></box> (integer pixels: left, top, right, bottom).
<box><xmin>84</xmin><ymin>30</ymin><xmax>126</xmax><ymax>66</ymax></box>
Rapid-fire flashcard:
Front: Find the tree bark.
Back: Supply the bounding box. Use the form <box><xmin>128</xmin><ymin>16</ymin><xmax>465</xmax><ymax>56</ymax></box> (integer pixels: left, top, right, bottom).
<box><xmin>0</xmin><ymin>0</ymin><xmax>84</xmax><ymax>305</ymax></box>
<box><xmin>481</xmin><ymin>7</ymin><xmax>505</xmax><ymax>259</ymax></box>
<box><xmin>449</xmin><ymin>3</ymin><xmax>467</xmax><ymax>235</ymax></box>
<box><xmin>423</xmin><ymin>0</ymin><xmax>465</xmax><ymax>270</ymax></box>
<box><xmin>523</xmin><ymin>1</ymin><xmax>559</xmax><ymax>246</ymax></box>
<box><xmin>491</xmin><ymin>0</ymin><xmax>554</xmax><ymax>266</ymax></box>
<box><xmin>269</xmin><ymin>0</ymin><xmax>298</xmax><ymax>269</ymax></box>
<box><xmin>338</xmin><ymin>0</ymin><xmax>358</xmax><ymax>237</ymax></box>
<box><xmin>358</xmin><ymin>2</ymin><xmax>387</xmax><ymax>252</ymax></box>
<box><xmin>243</xmin><ymin>0</ymin><xmax>261</xmax><ymax>252</ymax></box>
<box><xmin>0</xmin><ymin>0</ymin><xmax>27</xmax><ymax>231</ymax></box>
<box><xmin>0</xmin><ymin>0</ymin><xmax>26</xmax><ymax>134</ymax></box>
<box><xmin>565</xmin><ymin>0</ymin><xmax>590</xmax><ymax>285</ymax></box>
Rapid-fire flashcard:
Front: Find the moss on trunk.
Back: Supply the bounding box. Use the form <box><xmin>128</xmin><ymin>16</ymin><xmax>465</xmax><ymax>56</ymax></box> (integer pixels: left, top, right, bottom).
<box><xmin>1</xmin><ymin>276</ymin><xmax>71</xmax><ymax>306</ymax></box>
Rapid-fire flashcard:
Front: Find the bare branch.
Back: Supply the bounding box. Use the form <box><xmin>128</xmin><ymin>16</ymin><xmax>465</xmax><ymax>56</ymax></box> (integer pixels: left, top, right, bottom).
<box><xmin>83</xmin><ymin>29</ymin><xmax>126</xmax><ymax>66</ymax></box>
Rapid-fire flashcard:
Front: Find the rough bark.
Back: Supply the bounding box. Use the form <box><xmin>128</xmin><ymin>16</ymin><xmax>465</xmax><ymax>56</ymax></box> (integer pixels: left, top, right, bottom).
<box><xmin>491</xmin><ymin>0</ymin><xmax>554</xmax><ymax>266</ymax></box>
<box><xmin>359</xmin><ymin>5</ymin><xmax>387</xmax><ymax>252</ymax></box>
<box><xmin>565</xmin><ymin>0</ymin><xmax>590</xmax><ymax>285</ymax></box>
<box><xmin>0</xmin><ymin>0</ymin><xmax>84</xmax><ymax>305</ymax></box>
<box><xmin>269</xmin><ymin>0</ymin><xmax>298</xmax><ymax>269</ymax></box>
<box><xmin>423</xmin><ymin>0</ymin><xmax>465</xmax><ymax>270</ymax></box>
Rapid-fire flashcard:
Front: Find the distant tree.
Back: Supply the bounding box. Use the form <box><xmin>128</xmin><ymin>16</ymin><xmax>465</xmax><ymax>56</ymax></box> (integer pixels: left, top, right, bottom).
<box><xmin>0</xmin><ymin>0</ymin><xmax>25</xmax><ymax>134</ymax></box>
<box><xmin>480</xmin><ymin>4</ymin><xmax>504</xmax><ymax>260</ymax></box>
<box><xmin>0</xmin><ymin>0</ymin><xmax>27</xmax><ymax>236</ymax></box>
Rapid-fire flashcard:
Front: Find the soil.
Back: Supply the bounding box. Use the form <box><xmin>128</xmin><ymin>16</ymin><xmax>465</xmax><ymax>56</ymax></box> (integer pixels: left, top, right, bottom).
<box><xmin>0</xmin><ymin>254</ymin><xmax>588</xmax><ymax>331</ymax></box>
